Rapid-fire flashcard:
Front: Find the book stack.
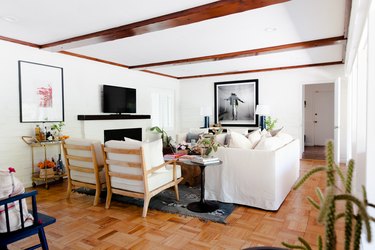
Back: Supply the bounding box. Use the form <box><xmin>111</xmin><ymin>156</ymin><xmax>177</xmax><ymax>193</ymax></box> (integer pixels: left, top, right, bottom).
<box><xmin>164</xmin><ymin>153</ymin><xmax>186</xmax><ymax>161</ymax></box>
<box><xmin>190</xmin><ymin>156</ymin><xmax>220</xmax><ymax>164</ymax></box>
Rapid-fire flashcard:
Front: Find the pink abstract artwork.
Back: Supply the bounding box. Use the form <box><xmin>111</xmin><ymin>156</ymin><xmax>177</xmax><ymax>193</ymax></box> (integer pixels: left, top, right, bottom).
<box><xmin>37</xmin><ymin>85</ymin><xmax>53</xmax><ymax>107</ymax></box>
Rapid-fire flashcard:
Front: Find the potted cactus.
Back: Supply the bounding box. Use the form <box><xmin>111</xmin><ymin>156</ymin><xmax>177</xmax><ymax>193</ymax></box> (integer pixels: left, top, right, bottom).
<box><xmin>282</xmin><ymin>140</ymin><xmax>374</xmax><ymax>250</ymax></box>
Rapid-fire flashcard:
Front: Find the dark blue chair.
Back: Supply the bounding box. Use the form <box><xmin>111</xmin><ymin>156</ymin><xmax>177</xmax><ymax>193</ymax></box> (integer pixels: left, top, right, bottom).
<box><xmin>0</xmin><ymin>190</ymin><xmax>56</xmax><ymax>250</ymax></box>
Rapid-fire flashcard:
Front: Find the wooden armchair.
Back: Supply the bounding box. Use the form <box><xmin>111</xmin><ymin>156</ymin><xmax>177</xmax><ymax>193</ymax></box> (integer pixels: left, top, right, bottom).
<box><xmin>0</xmin><ymin>190</ymin><xmax>56</xmax><ymax>250</ymax></box>
<box><xmin>62</xmin><ymin>138</ymin><xmax>106</xmax><ymax>206</ymax></box>
<box><xmin>103</xmin><ymin>139</ymin><xmax>183</xmax><ymax>217</ymax></box>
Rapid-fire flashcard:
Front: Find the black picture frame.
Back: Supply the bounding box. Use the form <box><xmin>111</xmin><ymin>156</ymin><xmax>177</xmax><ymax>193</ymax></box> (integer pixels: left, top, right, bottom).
<box><xmin>18</xmin><ymin>61</ymin><xmax>64</xmax><ymax>123</ymax></box>
<box><xmin>214</xmin><ymin>79</ymin><xmax>259</xmax><ymax>127</ymax></box>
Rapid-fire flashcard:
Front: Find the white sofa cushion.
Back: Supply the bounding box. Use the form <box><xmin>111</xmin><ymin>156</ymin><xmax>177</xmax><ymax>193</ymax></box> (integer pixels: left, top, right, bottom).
<box><xmin>254</xmin><ymin>132</ymin><xmax>294</xmax><ymax>151</ymax></box>
<box><xmin>228</xmin><ymin>131</ymin><xmax>253</xmax><ymax>149</ymax></box>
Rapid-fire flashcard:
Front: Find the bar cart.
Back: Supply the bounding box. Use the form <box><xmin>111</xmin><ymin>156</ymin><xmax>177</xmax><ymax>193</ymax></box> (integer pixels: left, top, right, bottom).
<box><xmin>22</xmin><ymin>136</ymin><xmax>65</xmax><ymax>189</ymax></box>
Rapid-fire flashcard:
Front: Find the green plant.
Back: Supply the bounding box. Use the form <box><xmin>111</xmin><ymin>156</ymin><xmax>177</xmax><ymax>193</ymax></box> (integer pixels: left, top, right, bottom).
<box><xmin>195</xmin><ymin>129</ymin><xmax>222</xmax><ymax>156</ymax></box>
<box><xmin>50</xmin><ymin>122</ymin><xmax>65</xmax><ymax>132</ymax></box>
<box><xmin>265</xmin><ymin>116</ymin><xmax>277</xmax><ymax>131</ymax></box>
<box><xmin>282</xmin><ymin>140</ymin><xmax>374</xmax><ymax>250</ymax></box>
<box><xmin>150</xmin><ymin>126</ymin><xmax>172</xmax><ymax>148</ymax></box>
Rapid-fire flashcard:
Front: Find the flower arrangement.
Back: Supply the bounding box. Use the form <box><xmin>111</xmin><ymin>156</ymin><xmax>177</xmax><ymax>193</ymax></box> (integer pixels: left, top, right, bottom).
<box><xmin>37</xmin><ymin>160</ymin><xmax>55</xmax><ymax>169</ymax></box>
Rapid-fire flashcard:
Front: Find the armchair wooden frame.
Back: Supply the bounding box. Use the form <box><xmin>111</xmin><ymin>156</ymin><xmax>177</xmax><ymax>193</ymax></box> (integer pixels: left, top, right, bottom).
<box><xmin>103</xmin><ymin>145</ymin><xmax>183</xmax><ymax>217</ymax></box>
<box><xmin>62</xmin><ymin>141</ymin><xmax>106</xmax><ymax>206</ymax></box>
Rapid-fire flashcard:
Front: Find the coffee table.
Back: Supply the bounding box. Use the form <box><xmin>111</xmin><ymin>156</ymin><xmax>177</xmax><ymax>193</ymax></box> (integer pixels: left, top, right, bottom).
<box><xmin>182</xmin><ymin>160</ymin><xmax>222</xmax><ymax>213</ymax></box>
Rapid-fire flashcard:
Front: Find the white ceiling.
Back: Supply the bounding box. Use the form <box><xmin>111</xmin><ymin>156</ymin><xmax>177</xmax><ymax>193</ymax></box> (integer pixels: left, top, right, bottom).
<box><xmin>0</xmin><ymin>0</ymin><xmax>347</xmax><ymax>79</ymax></box>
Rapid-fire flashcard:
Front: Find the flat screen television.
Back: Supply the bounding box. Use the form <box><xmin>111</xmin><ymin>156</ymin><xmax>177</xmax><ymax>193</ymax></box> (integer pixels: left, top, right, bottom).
<box><xmin>102</xmin><ymin>85</ymin><xmax>136</xmax><ymax>114</ymax></box>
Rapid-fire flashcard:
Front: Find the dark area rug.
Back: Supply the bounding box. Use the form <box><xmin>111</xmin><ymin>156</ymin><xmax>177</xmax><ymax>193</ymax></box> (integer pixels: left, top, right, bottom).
<box><xmin>76</xmin><ymin>185</ymin><xmax>235</xmax><ymax>224</ymax></box>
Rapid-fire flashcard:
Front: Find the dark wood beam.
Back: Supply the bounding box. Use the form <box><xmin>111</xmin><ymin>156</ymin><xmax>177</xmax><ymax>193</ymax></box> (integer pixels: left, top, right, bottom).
<box><xmin>177</xmin><ymin>61</ymin><xmax>344</xmax><ymax>79</ymax></box>
<box><xmin>141</xmin><ymin>70</ymin><xmax>178</xmax><ymax>79</ymax></box>
<box><xmin>59</xmin><ymin>51</ymin><xmax>129</xmax><ymax>68</ymax></box>
<box><xmin>41</xmin><ymin>0</ymin><xmax>289</xmax><ymax>51</ymax></box>
<box><xmin>0</xmin><ymin>36</ymin><xmax>40</xmax><ymax>48</ymax></box>
<box><xmin>130</xmin><ymin>36</ymin><xmax>346</xmax><ymax>69</ymax></box>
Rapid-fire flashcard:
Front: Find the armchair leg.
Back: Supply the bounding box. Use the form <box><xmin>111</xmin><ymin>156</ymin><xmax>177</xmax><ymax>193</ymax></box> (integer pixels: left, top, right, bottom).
<box><xmin>174</xmin><ymin>184</ymin><xmax>180</xmax><ymax>201</ymax></box>
<box><xmin>38</xmin><ymin>228</ymin><xmax>49</xmax><ymax>250</ymax></box>
<box><xmin>67</xmin><ymin>181</ymin><xmax>72</xmax><ymax>199</ymax></box>
<box><xmin>142</xmin><ymin>196</ymin><xmax>151</xmax><ymax>217</ymax></box>
<box><xmin>94</xmin><ymin>185</ymin><xmax>101</xmax><ymax>206</ymax></box>
<box><xmin>105</xmin><ymin>190</ymin><xmax>112</xmax><ymax>209</ymax></box>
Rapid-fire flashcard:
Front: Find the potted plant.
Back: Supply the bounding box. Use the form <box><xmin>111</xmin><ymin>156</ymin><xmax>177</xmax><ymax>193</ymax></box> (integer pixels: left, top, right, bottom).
<box><xmin>282</xmin><ymin>140</ymin><xmax>374</xmax><ymax>250</ymax></box>
<box><xmin>150</xmin><ymin>126</ymin><xmax>173</xmax><ymax>154</ymax></box>
<box><xmin>193</xmin><ymin>130</ymin><xmax>222</xmax><ymax>157</ymax></box>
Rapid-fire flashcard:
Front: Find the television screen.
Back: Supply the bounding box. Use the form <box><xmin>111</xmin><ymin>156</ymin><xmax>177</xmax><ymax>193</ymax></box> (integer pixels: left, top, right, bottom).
<box><xmin>102</xmin><ymin>85</ymin><xmax>136</xmax><ymax>114</ymax></box>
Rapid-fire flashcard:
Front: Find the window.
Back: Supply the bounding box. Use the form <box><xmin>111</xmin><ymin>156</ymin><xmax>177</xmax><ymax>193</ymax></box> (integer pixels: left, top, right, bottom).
<box><xmin>151</xmin><ymin>90</ymin><xmax>174</xmax><ymax>130</ymax></box>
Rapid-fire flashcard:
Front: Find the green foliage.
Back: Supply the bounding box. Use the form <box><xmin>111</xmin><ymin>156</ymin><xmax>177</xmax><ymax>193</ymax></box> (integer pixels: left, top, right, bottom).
<box><xmin>282</xmin><ymin>140</ymin><xmax>374</xmax><ymax>250</ymax></box>
<box><xmin>196</xmin><ymin>133</ymin><xmax>220</xmax><ymax>156</ymax></box>
<box><xmin>265</xmin><ymin>116</ymin><xmax>277</xmax><ymax>131</ymax></box>
<box><xmin>51</xmin><ymin>122</ymin><xmax>65</xmax><ymax>132</ymax></box>
<box><xmin>150</xmin><ymin>126</ymin><xmax>172</xmax><ymax>148</ymax></box>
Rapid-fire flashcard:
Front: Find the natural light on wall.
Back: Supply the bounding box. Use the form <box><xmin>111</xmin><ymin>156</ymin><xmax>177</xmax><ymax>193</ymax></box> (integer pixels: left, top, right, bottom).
<box><xmin>151</xmin><ymin>91</ymin><xmax>174</xmax><ymax>130</ymax></box>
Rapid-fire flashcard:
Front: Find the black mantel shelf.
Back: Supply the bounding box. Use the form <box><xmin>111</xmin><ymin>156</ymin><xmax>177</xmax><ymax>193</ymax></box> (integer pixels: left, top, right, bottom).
<box><xmin>77</xmin><ymin>114</ymin><xmax>151</xmax><ymax>120</ymax></box>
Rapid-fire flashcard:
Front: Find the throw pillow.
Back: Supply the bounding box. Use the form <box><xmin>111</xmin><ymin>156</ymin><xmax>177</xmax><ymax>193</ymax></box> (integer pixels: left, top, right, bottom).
<box><xmin>215</xmin><ymin>133</ymin><xmax>227</xmax><ymax>146</ymax></box>
<box><xmin>270</xmin><ymin>127</ymin><xmax>283</xmax><ymax>137</ymax></box>
<box><xmin>247</xmin><ymin>129</ymin><xmax>261</xmax><ymax>147</ymax></box>
<box><xmin>228</xmin><ymin>131</ymin><xmax>253</xmax><ymax>149</ymax></box>
<box><xmin>185</xmin><ymin>132</ymin><xmax>201</xmax><ymax>143</ymax></box>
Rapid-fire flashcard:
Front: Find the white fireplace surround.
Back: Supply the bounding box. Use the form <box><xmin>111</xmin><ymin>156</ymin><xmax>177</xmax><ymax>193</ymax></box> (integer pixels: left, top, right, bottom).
<box><xmin>79</xmin><ymin>119</ymin><xmax>154</xmax><ymax>143</ymax></box>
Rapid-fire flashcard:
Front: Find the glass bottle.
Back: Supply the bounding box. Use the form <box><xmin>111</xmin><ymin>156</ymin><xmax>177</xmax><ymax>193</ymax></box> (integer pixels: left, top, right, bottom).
<box><xmin>56</xmin><ymin>154</ymin><xmax>65</xmax><ymax>175</ymax></box>
<box><xmin>35</xmin><ymin>125</ymin><xmax>41</xmax><ymax>141</ymax></box>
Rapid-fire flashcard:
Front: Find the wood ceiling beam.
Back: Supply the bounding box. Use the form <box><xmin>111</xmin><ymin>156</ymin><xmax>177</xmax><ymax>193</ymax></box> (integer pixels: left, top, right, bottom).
<box><xmin>130</xmin><ymin>36</ymin><xmax>346</xmax><ymax>69</ymax></box>
<box><xmin>40</xmin><ymin>0</ymin><xmax>289</xmax><ymax>51</ymax></box>
<box><xmin>0</xmin><ymin>35</ymin><xmax>40</xmax><ymax>48</ymax></box>
<box><xmin>177</xmin><ymin>61</ymin><xmax>344</xmax><ymax>79</ymax></box>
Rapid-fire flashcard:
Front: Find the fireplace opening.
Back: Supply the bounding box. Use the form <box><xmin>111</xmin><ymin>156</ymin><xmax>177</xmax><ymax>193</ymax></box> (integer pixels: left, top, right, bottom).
<box><xmin>104</xmin><ymin>128</ymin><xmax>142</xmax><ymax>142</ymax></box>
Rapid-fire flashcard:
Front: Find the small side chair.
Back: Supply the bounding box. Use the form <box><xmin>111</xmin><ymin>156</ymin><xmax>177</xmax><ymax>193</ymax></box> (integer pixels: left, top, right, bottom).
<box><xmin>0</xmin><ymin>190</ymin><xmax>56</xmax><ymax>250</ymax></box>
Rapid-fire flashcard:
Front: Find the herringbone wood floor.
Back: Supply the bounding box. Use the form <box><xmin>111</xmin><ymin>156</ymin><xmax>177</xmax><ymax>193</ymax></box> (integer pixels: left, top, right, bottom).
<box><xmin>8</xmin><ymin>160</ymin><xmax>345</xmax><ymax>249</ymax></box>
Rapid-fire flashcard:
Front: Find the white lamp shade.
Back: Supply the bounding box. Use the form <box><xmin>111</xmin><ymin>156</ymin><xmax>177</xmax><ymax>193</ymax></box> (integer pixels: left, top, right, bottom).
<box><xmin>255</xmin><ymin>105</ymin><xmax>270</xmax><ymax>115</ymax></box>
<box><xmin>200</xmin><ymin>106</ymin><xmax>212</xmax><ymax>116</ymax></box>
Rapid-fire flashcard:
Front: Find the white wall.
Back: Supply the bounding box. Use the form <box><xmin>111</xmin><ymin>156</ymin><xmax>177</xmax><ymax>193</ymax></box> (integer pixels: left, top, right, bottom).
<box><xmin>179</xmin><ymin>65</ymin><xmax>344</xmax><ymax>154</ymax></box>
<box><xmin>346</xmin><ymin>1</ymin><xmax>375</xmax><ymax>249</ymax></box>
<box><xmin>0</xmin><ymin>40</ymin><xmax>180</xmax><ymax>187</ymax></box>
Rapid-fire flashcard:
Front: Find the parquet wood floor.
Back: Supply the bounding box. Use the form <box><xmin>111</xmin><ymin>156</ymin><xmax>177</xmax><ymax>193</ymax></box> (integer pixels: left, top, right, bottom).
<box><xmin>8</xmin><ymin>160</ymin><xmax>345</xmax><ymax>249</ymax></box>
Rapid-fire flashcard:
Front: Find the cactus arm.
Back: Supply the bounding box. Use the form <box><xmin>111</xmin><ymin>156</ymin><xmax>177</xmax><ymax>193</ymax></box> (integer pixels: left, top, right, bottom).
<box><xmin>353</xmin><ymin>215</ymin><xmax>362</xmax><ymax>250</ymax></box>
<box><xmin>316</xmin><ymin>187</ymin><xmax>324</xmax><ymax>203</ymax></box>
<box><xmin>307</xmin><ymin>196</ymin><xmax>320</xmax><ymax>210</ymax></box>
<box><xmin>298</xmin><ymin>237</ymin><xmax>312</xmax><ymax>250</ymax></box>
<box><xmin>344</xmin><ymin>159</ymin><xmax>354</xmax><ymax>250</ymax></box>
<box><xmin>318</xmin><ymin>236</ymin><xmax>323</xmax><ymax>250</ymax></box>
<box><xmin>281</xmin><ymin>242</ymin><xmax>307</xmax><ymax>249</ymax></box>
<box><xmin>335</xmin><ymin>194</ymin><xmax>372</xmax><ymax>242</ymax></box>
<box><xmin>293</xmin><ymin>166</ymin><xmax>327</xmax><ymax>189</ymax></box>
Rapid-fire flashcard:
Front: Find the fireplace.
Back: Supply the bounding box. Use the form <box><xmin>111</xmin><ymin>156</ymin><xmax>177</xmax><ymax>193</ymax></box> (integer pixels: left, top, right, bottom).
<box><xmin>104</xmin><ymin>128</ymin><xmax>142</xmax><ymax>142</ymax></box>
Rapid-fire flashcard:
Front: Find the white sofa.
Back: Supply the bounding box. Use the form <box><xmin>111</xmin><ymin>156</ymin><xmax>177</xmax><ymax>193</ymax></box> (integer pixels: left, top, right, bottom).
<box><xmin>205</xmin><ymin>138</ymin><xmax>300</xmax><ymax>210</ymax></box>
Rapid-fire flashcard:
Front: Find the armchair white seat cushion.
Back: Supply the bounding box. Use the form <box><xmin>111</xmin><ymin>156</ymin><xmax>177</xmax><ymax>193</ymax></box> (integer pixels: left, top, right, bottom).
<box><xmin>104</xmin><ymin>138</ymin><xmax>183</xmax><ymax>217</ymax></box>
<box><xmin>62</xmin><ymin>138</ymin><xmax>106</xmax><ymax>206</ymax></box>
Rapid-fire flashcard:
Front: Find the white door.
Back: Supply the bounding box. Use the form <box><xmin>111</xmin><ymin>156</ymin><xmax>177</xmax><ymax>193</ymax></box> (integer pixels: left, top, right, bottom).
<box><xmin>314</xmin><ymin>91</ymin><xmax>334</xmax><ymax>146</ymax></box>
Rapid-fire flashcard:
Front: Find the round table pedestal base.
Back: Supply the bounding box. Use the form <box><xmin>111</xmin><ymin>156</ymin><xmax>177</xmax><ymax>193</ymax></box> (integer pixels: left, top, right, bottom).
<box><xmin>187</xmin><ymin>201</ymin><xmax>219</xmax><ymax>213</ymax></box>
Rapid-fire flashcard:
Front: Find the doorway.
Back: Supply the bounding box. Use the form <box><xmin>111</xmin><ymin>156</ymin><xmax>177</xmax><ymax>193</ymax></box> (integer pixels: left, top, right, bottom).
<box><xmin>303</xmin><ymin>83</ymin><xmax>334</xmax><ymax>160</ymax></box>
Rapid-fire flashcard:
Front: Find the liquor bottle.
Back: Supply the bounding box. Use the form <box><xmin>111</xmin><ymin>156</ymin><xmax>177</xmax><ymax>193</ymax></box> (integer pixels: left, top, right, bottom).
<box><xmin>56</xmin><ymin>154</ymin><xmax>65</xmax><ymax>175</ymax></box>
<box><xmin>35</xmin><ymin>125</ymin><xmax>41</xmax><ymax>141</ymax></box>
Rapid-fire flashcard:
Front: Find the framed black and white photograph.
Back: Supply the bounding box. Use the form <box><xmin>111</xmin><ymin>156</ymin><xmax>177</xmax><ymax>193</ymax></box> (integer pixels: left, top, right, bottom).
<box><xmin>18</xmin><ymin>61</ymin><xmax>64</xmax><ymax>123</ymax></box>
<box><xmin>214</xmin><ymin>79</ymin><xmax>258</xmax><ymax>127</ymax></box>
